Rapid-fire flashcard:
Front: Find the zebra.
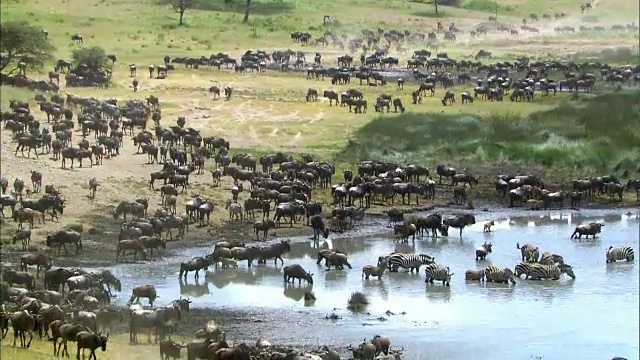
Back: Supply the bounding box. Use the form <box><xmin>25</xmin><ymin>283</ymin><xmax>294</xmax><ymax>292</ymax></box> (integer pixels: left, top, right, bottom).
<box><xmin>514</xmin><ymin>262</ymin><xmax>536</xmax><ymax>278</ymax></box>
<box><xmin>424</xmin><ymin>264</ymin><xmax>454</xmax><ymax>286</ymax></box>
<box><xmin>225</xmin><ymin>199</ymin><xmax>243</xmax><ymax>222</ymax></box>
<box><xmin>606</xmin><ymin>246</ymin><xmax>635</xmax><ymax>263</ymax></box>
<box><xmin>484</xmin><ymin>266</ymin><xmax>517</xmax><ymax>284</ymax></box>
<box><xmin>464</xmin><ymin>269</ymin><xmax>485</xmax><ymax>281</ymax></box>
<box><xmin>539</xmin><ymin>252</ymin><xmax>565</xmax><ymax>266</ymax></box>
<box><xmin>362</xmin><ymin>262</ymin><xmax>387</xmax><ymax>280</ymax></box>
<box><xmin>527</xmin><ymin>263</ymin><xmax>576</xmax><ymax>280</ymax></box>
<box><xmin>517</xmin><ymin>242</ymin><xmax>539</xmax><ymax>262</ymax></box>
<box><xmin>387</xmin><ymin>253</ymin><xmax>435</xmax><ymax>273</ymax></box>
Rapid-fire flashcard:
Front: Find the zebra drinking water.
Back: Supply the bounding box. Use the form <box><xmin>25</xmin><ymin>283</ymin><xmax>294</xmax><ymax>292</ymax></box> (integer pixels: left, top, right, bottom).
<box><xmin>527</xmin><ymin>263</ymin><xmax>576</xmax><ymax>280</ymax></box>
<box><xmin>387</xmin><ymin>253</ymin><xmax>435</xmax><ymax>273</ymax></box>
<box><xmin>606</xmin><ymin>246</ymin><xmax>635</xmax><ymax>263</ymax></box>
<box><xmin>485</xmin><ymin>266</ymin><xmax>517</xmax><ymax>284</ymax></box>
<box><xmin>424</xmin><ymin>263</ymin><xmax>454</xmax><ymax>286</ymax></box>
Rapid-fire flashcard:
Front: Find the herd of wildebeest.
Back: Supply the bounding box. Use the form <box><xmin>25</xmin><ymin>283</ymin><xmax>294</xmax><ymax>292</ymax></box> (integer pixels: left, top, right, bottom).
<box><xmin>2</xmin><ymin>89</ymin><xmax>640</xmax><ymax>359</ymax></box>
<box><xmin>1</xmin><ymin>1</ymin><xmax>640</xmax><ymax>358</ymax></box>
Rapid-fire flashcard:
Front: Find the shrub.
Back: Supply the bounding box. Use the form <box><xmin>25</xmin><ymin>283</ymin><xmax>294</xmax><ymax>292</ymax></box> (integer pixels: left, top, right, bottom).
<box><xmin>347</xmin><ymin>291</ymin><xmax>369</xmax><ymax>311</ymax></box>
<box><xmin>71</xmin><ymin>46</ymin><xmax>110</xmax><ymax>71</ymax></box>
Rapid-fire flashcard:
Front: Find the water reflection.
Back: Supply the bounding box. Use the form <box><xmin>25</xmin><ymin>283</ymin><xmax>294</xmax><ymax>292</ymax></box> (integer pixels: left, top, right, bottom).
<box><xmin>362</xmin><ymin>279</ymin><xmax>389</xmax><ymax>301</ymax></box>
<box><xmin>481</xmin><ymin>282</ymin><xmax>516</xmax><ymax>300</ymax></box>
<box><xmin>99</xmin><ymin>210</ymin><xmax>639</xmax><ymax>360</ymax></box>
<box><xmin>204</xmin><ymin>266</ymin><xmax>282</xmax><ymax>289</ymax></box>
<box><xmin>179</xmin><ymin>277</ymin><xmax>210</xmax><ymax>297</ymax></box>
<box><xmin>283</xmin><ymin>282</ymin><xmax>313</xmax><ymax>302</ymax></box>
<box><xmin>425</xmin><ymin>285</ymin><xmax>452</xmax><ymax>302</ymax></box>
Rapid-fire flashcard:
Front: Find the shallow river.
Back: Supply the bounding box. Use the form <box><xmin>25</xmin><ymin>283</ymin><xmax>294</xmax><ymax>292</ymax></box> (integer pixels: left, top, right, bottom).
<box><xmin>105</xmin><ymin>209</ymin><xmax>639</xmax><ymax>360</ymax></box>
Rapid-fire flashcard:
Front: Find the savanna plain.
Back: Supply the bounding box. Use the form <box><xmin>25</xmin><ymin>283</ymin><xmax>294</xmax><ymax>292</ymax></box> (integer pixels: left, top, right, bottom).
<box><xmin>0</xmin><ymin>0</ymin><xmax>639</xmax><ymax>358</ymax></box>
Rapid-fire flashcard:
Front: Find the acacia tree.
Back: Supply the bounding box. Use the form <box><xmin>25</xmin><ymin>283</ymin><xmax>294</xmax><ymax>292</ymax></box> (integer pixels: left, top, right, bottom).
<box><xmin>158</xmin><ymin>0</ymin><xmax>193</xmax><ymax>25</ymax></box>
<box><xmin>71</xmin><ymin>46</ymin><xmax>110</xmax><ymax>71</ymax></box>
<box><xmin>0</xmin><ymin>21</ymin><xmax>55</xmax><ymax>73</ymax></box>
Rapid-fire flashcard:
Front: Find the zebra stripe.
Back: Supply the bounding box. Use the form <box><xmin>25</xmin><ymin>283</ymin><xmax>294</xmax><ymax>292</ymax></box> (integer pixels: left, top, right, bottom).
<box><xmin>527</xmin><ymin>264</ymin><xmax>576</xmax><ymax>280</ymax></box>
<box><xmin>539</xmin><ymin>252</ymin><xmax>565</xmax><ymax>266</ymax></box>
<box><xmin>606</xmin><ymin>246</ymin><xmax>635</xmax><ymax>263</ymax></box>
<box><xmin>387</xmin><ymin>253</ymin><xmax>435</xmax><ymax>273</ymax></box>
<box><xmin>514</xmin><ymin>262</ymin><xmax>536</xmax><ymax>278</ymax></box>
<box><xmin>485</xmin><ymin>266</ymin><xmax>517</xmax><ymax>284</ymax></box>
<box><xmin>424</xmin><ymin>264</ymin><xmax>453</xmax><ymax>286</ymax></box>
<box><xmin>362</xmin><ymin>264</ymin><xmax>386</xmax><ymax>279</ymax></box>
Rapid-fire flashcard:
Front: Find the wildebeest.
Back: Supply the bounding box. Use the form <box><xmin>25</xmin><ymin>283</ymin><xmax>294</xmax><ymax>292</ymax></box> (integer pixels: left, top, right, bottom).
<box><xmin>475</xmin><ymin>242</ymin><xmax>492</xmax><ymax>261</ymax></box>
<box><xmin>179</xmin><ymin>257</ymin><xmax>210</xmax><ymax>279</ymax></box>
<box><xmin>570</xmin><ymin>222</ymin><xmax>604</xmax><ymax>239</ymax></box>
<box><xmin>159</xmin><ymin>339</ymin><xmax>187</xmax><ymax>359</ymax></box>
<box><xmin>10</xmin><ymin>310</ymin><xmax>40</xmax><ymax>348</ymax></box>
<box><xmin>129</xmin><ymin>284</ymin><xmax>158</xmax><ymax>307</ymax></box>
<box><xmin>283</xmin><ymin>264</ymin><xmax>314</xmax><ymax>284</ymax></box>
<box><xmin>57</xmin><ymin>322</ymin><xmax>90</xmax><ymax>357</ymax></box>
<box><xmin>443</xmin><ymin>213</ymin><xmax>476</xmax><ymax>236</ymax></box>
<box><xmin>116</xmin><ymin>239</ymin><xmax>147</xmax><ymax>262</ymax></box>
<box><xmin>253</xmin><ymin>219</ymin><xmax>276</xmax><ymax>241</ymax></box>
<box><xmin>46</xmin><ymin>229</ymin><xmax>82</xmax><ymax>255</ymax></box>
<box><xmin>4</xmin><ymin>269</ymin><xmax>36</xmax><ymax>290</ymax></box>
<box><xmin>76</xmin><ymin>331</ymin><xmax>109</xmax><ymax>360</ymax></box>
<box><xmin>20</xmin><ymin>252</ymin><xmax>51</xmax><ymax>276</ymax></box>
<box><xmin>12</xmin><ymin>228</ymin><xmax>32</xmax><ymax>251</ymax></box>
<box><xmin>257</xmin><ymin>240</ymin><xmax>291</xmax><ymax>266</ymax></box>
<box><xmin>89</xmin><ymin>177</ymin><xmax>99</xmax><ymax>198</ymax></box>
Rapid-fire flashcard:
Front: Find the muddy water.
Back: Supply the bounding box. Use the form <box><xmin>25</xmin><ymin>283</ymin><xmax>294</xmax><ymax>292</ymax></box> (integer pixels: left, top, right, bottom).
<box><xmin>106</xmin><ymin>210</ymin><xmax>639</xmax><ymax>360</ymax></box>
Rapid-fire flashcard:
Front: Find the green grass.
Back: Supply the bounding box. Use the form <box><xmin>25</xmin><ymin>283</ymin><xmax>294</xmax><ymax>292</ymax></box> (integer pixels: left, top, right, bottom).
<box><xmin>1</xmin><ymin>333</ymin><xmax>165</xmax><ymax>360</ymax></box>
<box><xmin>338</xmin><ymin>90</ymin><xmax>640</xmax><ymax>180</ymax></box>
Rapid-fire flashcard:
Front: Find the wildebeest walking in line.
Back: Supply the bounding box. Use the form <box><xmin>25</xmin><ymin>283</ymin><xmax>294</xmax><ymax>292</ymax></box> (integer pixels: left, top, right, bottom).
<box><xmin>570</xmin><ymin>222</ymin><xmax>604</xmax><ymax>239</ymax></box>
<box><xmin>89</xmin><ymin>177</ymin><xmax>99</xmax><ymax>198</ymax></box>
<box><xmin>71</xmin><ymin>34</ymin><xmax>83</xmax><ymax>44</ymax></box>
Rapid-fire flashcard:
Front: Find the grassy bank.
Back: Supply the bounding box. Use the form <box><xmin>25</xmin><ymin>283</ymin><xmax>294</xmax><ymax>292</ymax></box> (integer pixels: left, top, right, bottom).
<box><xmin>338</xmin><ymin>90</ymin><xmax>640</xmax><ymax>181</ymax></box>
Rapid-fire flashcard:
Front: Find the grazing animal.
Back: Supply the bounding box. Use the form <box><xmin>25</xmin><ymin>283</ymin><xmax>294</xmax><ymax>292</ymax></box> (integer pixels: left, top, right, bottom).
<box><xmin>386</xmin><ymin>253</ymin><xmax>435</xmax><ymax>273</ymax></box>
<box><xmin>159</xmin><ymin>339</ymin><xmax>187</xmax><ymax>360</ymax></box>
<box><xmin>606</xmin><ymin>246</ymin><xmax>635</xmax><ymax>263</ymax></box>
<box><xmin>362</xmin><ymin>262</ymin><xmax>387</xmax><ymax>280</ymax></box>
<box><xmin>539</xmin><ymin>252</ymin><xmax>565</xmax><ymax>266</ymax></box>
<box><xmin>283</xmin><ymin>264</ymin><xmax>314</xmax><ymax>284</ymax></box>
<box><xmin>46</xmin><ymin>230</ymin><xmax>82</xmax><ymax>256</ymax></box>
<box><xmin>514</xmin><ymin>262</ymin><xmax>536</xmax><ymax>278</ymax></box>
<box><xmin>10</xmin><ymin>310</ymin><xmax>40</xmax><ymax>348</ymax></box>
<box><xmin>475</xmin><ymin>242</ymin><xmax>492</xmax><ymax>261</ymax></box>
<box><xmin>527</xmin><ymin>263</ymin><xmax>576</xmax><ymax>280</ymax></box>
<box><xmin>571</xmin><ymin>223</ymin><xmax>604</xmax><ymax>239</ymax></box>
<box><xmin>76</xmin><ymin>331</ymin><xmax>109</xmax><ymax>360</ymax></box>
<box><xmin>179</xmin><ymin>257</ymin><xmax>210</xmax><ymax>279</ymax></box>
<box><xmin>424</xmin><ymin>264</ymin><xmax>454</xmax><ymax>286</ymax></box>
<box><xmin>325</xmin><ymin>252</ymin><xmax>352</xmax><ymax>270</ymax></box>
<box><xmin>483</xmin><ymin>221</ymin><xmax>494</xmax><ymax>233</ymax></box>
<box><xmin>464</xmin><ymin>269</ymin><xmax>485</xmax><ymax>281</ymax></box>
<box><xmin>12</xmin><ymin>229</ymin><xmax>32</xmax><ymax>250</ymax></box>
<box><xmin>484</xmin><ymin>266</ymin><xmax>517</xmax><ymax>284</ymax></box>
<box><xmin>517</xmin><ymin>242</ymin><xmax>540</xmax><ymax>262</ymax></box>
<box><xmin>88</xmin><ymin>177</ymin><xmax>99</xmax><ymax>198</ymax></box>
<box><xmin>443</xmin><ymin>213</ymin><xmax>476</xmax><ymax>236</ymax></box>
<box><xmin>129</xmin><ymin>285</ymin><xmax>158</xmax><ymax>307</ymax></box>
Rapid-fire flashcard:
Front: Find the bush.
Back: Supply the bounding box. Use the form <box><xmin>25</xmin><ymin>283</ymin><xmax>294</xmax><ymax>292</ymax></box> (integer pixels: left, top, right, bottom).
<box><xmin>462</xmin><ymin>0</ymin><xmax>514</xmax><ymax>13</ymax></box>
<box><xmin>338</xmin><ymin>90</ymin><xmax>640</xmax><ymax>179</ymax></box>
<box><xmin>71</xmin><ymin>46</ymin><xmax>110</xmax><ymax>71</ymax></box>
<box><xmin>347</xmin><ymin>291</ymin><xmax>369</xmax><ymax>311</ymax></box>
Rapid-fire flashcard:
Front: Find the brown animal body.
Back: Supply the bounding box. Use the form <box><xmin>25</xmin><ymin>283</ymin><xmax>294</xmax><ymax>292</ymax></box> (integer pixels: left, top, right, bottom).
<box><xmin>10</xmin><ymin>310</ymin><xmax>40</xmax><ymax>348</ymax></box>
